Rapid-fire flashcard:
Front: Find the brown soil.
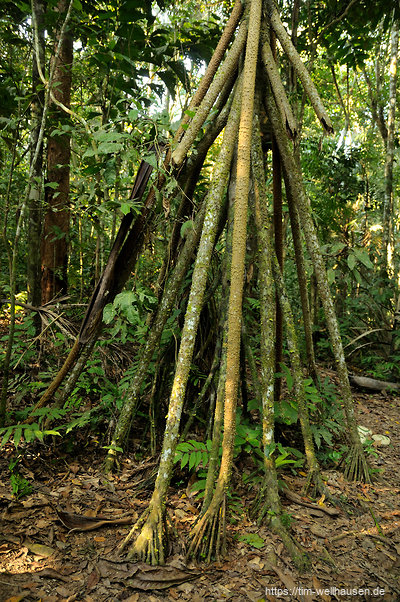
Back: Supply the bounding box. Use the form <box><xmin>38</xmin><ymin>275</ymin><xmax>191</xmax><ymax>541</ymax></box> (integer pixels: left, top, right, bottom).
<box><xmin>0</xmin><ymin>385</ymin><xmax>399</xmax><ymax>602</ymax></box>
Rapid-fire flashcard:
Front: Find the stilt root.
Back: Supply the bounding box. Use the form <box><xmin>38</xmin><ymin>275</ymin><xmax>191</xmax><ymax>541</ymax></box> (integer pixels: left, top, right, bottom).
<box><xmin>252</xmin><ymin>485</ymin><xmax>310</xmax><ymax>572</ymax></box>
<box><xmin>186</xmin><ymin>495</ymin><xmax>227</xmax><ymax>563</ymax></box>
<box><xmin>119</xmin><ymin>503</ymin><xmax>168</xmax><ymax>565</ymax></box>
<box><xmin>343</xmin><ymin>443</ymin><xmax>371</xmax><ymax>483</ymax></box>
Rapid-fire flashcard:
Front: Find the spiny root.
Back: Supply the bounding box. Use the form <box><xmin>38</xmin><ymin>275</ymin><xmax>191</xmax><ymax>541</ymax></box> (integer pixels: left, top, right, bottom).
<box><xmin>250</xmin><ymin>484</ymin><xmax>274</xmax><ymax>525</ymax></box>
<box><xmin>344</xmin><ymin>444</ymin><xmax>371</xmax><ymax>483</ymax></box>
<box><xmin>186</xmin><ymin>496</ymin><xmax>226</xmax><ymax>563</ymax></box>
<box><xmin>303</xmin><ymin>468</ymin><xmax>329</xmax><ymax>498</ymax></box>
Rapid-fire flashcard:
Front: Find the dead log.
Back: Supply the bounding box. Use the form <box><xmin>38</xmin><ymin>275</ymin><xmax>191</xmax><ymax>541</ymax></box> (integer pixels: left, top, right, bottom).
<box><xmin>349</xmin><ymin>374</ymin><xmax>400</xmax><ymax>392</ymax></box>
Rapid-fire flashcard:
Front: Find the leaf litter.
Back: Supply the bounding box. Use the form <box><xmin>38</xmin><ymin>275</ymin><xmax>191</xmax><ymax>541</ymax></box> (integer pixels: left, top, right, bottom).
<box><xmin>0</xmin><ymin>386</ymin><xmax>400</xmax><ymax>601</ymax></box>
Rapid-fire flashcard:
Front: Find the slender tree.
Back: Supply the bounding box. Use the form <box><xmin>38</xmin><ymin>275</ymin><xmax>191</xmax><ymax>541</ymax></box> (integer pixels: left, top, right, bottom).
<box><xmin>251</xmin><ymin>107</ymin><xmax>309</xmax><ymax>570</ymax></box>
<box><xmin>187</xmin><ymin>0</ymin><xmax>262</xmax><ymax>562</ymax></box>
<box><xmin>27</xmin><ymin>0</ymin><xmax>45</xmax><ymax>319</ymax></box>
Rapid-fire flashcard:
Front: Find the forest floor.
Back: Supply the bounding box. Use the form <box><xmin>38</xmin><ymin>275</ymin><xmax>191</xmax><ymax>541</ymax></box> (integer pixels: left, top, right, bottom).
<box><xmin>1</xmin><ymin>378</ymin><xmax>400</xmax><ymax>602</ymax></box>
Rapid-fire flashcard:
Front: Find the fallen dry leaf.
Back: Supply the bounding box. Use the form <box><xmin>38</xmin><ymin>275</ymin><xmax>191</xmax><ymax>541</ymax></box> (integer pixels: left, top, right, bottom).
<box><xmin>127</xmin><ymin>563</ymin><xmax>200</xmax><ymax>591</ymax></box>
<box><xmin>56</xmin><ymin>507</ymin><xmax>132</xmax><ymax>531</ymax></box>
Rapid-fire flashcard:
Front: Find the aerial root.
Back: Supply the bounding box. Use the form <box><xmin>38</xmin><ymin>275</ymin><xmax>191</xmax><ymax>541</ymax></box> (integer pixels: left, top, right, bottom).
<box><xmin>343</xmin><ymin>443</ymin><xmax>371</xmax><ymax>483</ymax></box>
<box><xmin>303</xmin><ymin>468</ymin><xmax>327</xmax><ymax>498</ymax></box>
<box><xmin>118</xmin><ymin>503</ymin><xmax>168</xmax><ymax>565</ymax></box>
<box><xmin>271</xmin><ymin>516</ymin><xmax>310</xmax><ymax>572</ymax></box>
<box><xmin>251</xmin><ymin>485</ymin><xmax>310</xmax><ymax>572</ymax></box>
<box><xmin>303</xmin><ymin>468</ymin><xmax>344</xmax><ymax>509</ymax></box>
<box><xmin>186</xmin><ymin>495</ymin><xmax>226</xmax><ymax>563</ymax></box>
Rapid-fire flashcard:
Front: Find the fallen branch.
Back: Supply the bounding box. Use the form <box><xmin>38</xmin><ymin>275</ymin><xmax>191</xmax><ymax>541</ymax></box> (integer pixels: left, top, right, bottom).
<box><xmin>283</xmin><ymin>488</ymin><xmax>340</xmax><ymax>517</ymax></box>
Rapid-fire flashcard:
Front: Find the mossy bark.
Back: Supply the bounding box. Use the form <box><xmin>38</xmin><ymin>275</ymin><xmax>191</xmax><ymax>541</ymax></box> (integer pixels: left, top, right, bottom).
<box><xmin>202</xmin><ymin>145</ymin><xmax>236</xmax><ymax>513</ymax></box>
<box><xmin>187</xmin><ymin>0</ymin><xmax>262</xmax><ymax>562</ymax></box>
<box><xmin>172</xmin><ymin>15</ymin><xmax>248</xmax><ymax>167</ymax></box>
<box><xmin>272</xmin><ymin>136</ymin><xmax>283</xmax><ymax>403</ymax></box>
<box><xmin>265</xmin><ymin>0</ymin><xmax>333</xmax><ymax>133</ymax></box>
<box><xmin>121</xmin><ymin>81</ymin><xmax>243</xmax><ymax>563</ymax></box>
<box><xmin>260</xmin><ymin>23</ymin><xmax>297</xmax><ymax>138</ymax></box>
<box><xmin>271</xmin><ymin>252</ymin><xmax>326</xmax><ymax>497</ymax></box>
<box><xmin>156</xmin><ymin>85</ymin><xmax>234</xmax><ymax>300</ymax></box>
<box><xmin>104</xmin><ymin>195</ymin><xmax>208</xmax><ymax>472</ymax></box>
<box><xmin>173</xmin><ymin>0</ymin><xmax>243</xmax><ymax>145</ymax></box>
<box><xmin>251</xmin><ymin>109</ymin><xmax>309</xmax><ymax>571</ymax></box>
<box><xmin>382</xmin><ymin>18</ymin><xmax>399</xmax><ymax>276</ymax></box>
<box><xmin>264</xmin><ymin>85</ymin><xmax>369</xmax><ymax>483</ymax></box>
<box><xmin>286</xmin><ymin>184</ymin><xmax>318</xmax><ymax>382</ymax></box>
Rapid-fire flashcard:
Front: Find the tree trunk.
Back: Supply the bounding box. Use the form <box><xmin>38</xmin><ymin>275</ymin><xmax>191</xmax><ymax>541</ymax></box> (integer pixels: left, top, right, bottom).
<box><xmin>285</xmin><ymin>171</ymin><xmax>318</xmax><ymax>382</ymax></box>
<box><xmin>41</xmin><ymin>0</ymin><xmax>73</xmax><ymax>304</ymax></box>
<box><xmin>28</xmin><ymin>0</ymin><xmax>45</xmax><ymax>321</ymax></box>
<box><xmin>383</xmin><ymin>18</ymin><xmax>399</xmax><ymax>277</ymax></box>
<box><xmin>187</xmin><ymin>0</ymin><xmax>262</xmax><ymax>562</ymax></box>
<box><xmin>251</xmin><ymin>109</ymin><xmax>309</xmax><ymax>570</ymax></box>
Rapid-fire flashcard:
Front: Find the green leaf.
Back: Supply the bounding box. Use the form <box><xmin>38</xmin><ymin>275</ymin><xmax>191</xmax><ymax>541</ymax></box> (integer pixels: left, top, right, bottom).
<box><xmin>128</xmin><ymin>109</ymin><xmax>139</xmax><ymax>121</ymax></box>
<box><xmin>97</xmin><ymin>141</ymin><xmax>123</xmax><ymax>154</ymax></box>
<box><xmin>93</xmin><ymin>131</ymin><xmax>125</xmax><ymax>143</ymax></box>
<box><xmin>353</xmin><ymin>268</ymin><xmax>363</xmax><ymax>284</ymax></box>
<box><xmin>177</xmin><ymin>442</ymin><xmax>193</xmax><ymax>452</ymax></box>
<box><xmin>142</xmin><ymin>153</ymin><xmax>158</xmax><ymax>168</ymax></box>
<box><xmin>194</xmin><ymin>450</ymin><xmax>202</xmax><ymax>468</ymax></box>
<box><xmin>327</xmin><ymin>268</ymin><xmax>336</xmax><ymax>284</ymax></box>
<box><xmin>44</xmin><ymin>430</ymin><xmax>61</xmax><ymax>437</ymax></box>
<box><xmin>33</xmin><ymin>430</ymin><xmax>44</xmax><ymax>442</ymax></box>
<box><xmin>103</xmin><ymin>304</ymin><xmax>116</xmax><ymax>324</ymax></box>
<box><xmin>181</xmin><ymin>453</ymin><xmax>189</xmax><ymax>469</ymax></box>
<box><xmin>1</xmin><ymin>427</ymin><xmax>12</xmax><ymax>447</ymax></box>
<box><xmin>353</xmin><ymin>247</ymin><xmax>374</xmax><ymax>269</ymax></box>
<box><xmin>24</xmin><ymin>426</ymin><xmax>34</xmax><ymax>443</ymax></box>
<box><xmin>180</xmin><ymin>220</ymin><xmax>194</xmax><ymax>238</ymax></box>
<box><xmin>14</xmin><ymin>427</ymin><xmax>23</xmax><ymax>447</ymax></box>
<box><xmin>347</xmin><ymin>253</ymin><xmax>356</xmax><ymax>271</ymax></box>
<box><xmin>237</xmin><ymin>533</ymin><xmax>265</xmax><ymax>549</ymax></box>
<box><xmin>83</xmin><ymin>148</ymin><xmax>97</xmax><ymax>158</ymax></box>
<box><xmin>190</xmin><ymin>479</ymin><xmax>206</xmax><ymax>492</ymax></box>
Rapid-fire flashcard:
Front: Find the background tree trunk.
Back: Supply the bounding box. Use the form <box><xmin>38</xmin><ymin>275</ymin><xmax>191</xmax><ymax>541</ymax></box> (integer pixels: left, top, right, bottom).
<box><xmin>41</xmin><ymin>0</ymin><xmax>73</xmax><ymax>304</ymax></box>
<box><xmin>27</xmin><ymin>0</ymin><xmax>45</xmax><ymax>319</ymax></box>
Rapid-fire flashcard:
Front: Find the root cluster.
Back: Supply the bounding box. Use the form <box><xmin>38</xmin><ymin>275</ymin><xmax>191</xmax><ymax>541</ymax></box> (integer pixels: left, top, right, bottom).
<box><xmin>119</xmin><ymin>504</ymin><xmax>168</xmax><ymax>565</ymax></box>
<box><xmin>186</xmin><ymin>496</ymin><xmax>227</xmax><ymax>563</ymax></box>
<box><xmin>343</xmin><ymin>443</ymin><xmax>371</xmax><ymax>483</ymax></box>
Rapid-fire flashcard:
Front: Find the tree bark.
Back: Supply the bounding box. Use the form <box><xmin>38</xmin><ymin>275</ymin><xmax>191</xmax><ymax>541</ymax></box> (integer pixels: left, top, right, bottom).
<box><xmin>251</xmin><ymin>109</ymin><xmax>309</xmax><ymax>571</ymax></box>
<box><xmin>28</xmin><ymin>0</ymin><xmax>45</xmax><ymax>320</ymax></box>
<box><xmin>187</xmin><ymin>0</ymin><xmax>262</xmax><ymax>562</ymax></box>
<box><xmin>383</xmin><ymin>18</ymin><xmax>399</xmax><ymax>277</ymax></box>
<box><xmin>41</xmin><ymin>0</ymin><xmax>73</xmax><ymax>304</ymax></box>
